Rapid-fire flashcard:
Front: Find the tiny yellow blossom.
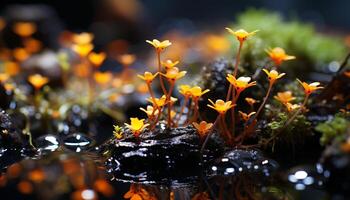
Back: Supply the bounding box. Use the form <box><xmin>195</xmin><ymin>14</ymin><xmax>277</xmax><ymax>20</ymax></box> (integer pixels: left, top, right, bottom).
<box><xmin>178</xmin><ymin>84</ymin><xmax>192</xmax><ymax>97</ymax></box>
<box><xmin>117</xmin><ymin>54</ymin><xmax>136</xmax><ymax>66</ymax></box>
<box><xmin>266</xmin><ymin>47</ymin><xmax>295</xmax><ymax>66</ymax></box>
<box><xmin>140</xmin><ymin>105</ymin><xmax>159</xmax><ymax>118</ymax></box>
<box><xmin>245</xmin><ymin>97</ymin><xmax>258</xmax><ymax>107</ymax></box>
<box><xmin>72</xmin><ymin>43</ymin><xmax>94</xmax><ymax>57</ymax></box>
<box><xmin>0</xmin><ymin>73</ymin><xmax>10</xmax><ymax>83</ymax></box>
<box><xmin>189</xmin><ymin>86</ymin><xmax>210</xmax><ymax>99</ymax></box>
<box><xmin>239</xmin><ymin>111</ymin><xmax>256</xmax><ymax>122</ymax></box>
<box><xmin>226</xmin><ymin>75</ymin><xmax>256</xmax><ymax>93</ymax></box>
<box><xmin>297</xmin><ymin>79</ymin><xmax>323</xmax><ymax>95</ymax></box>
<box><xmin>161</xmin><ymin>59</ymin><xmax>179</xmax><ymax>70</ymax></box>
<box><xmin>161</xmin><ymin>67</ymin><xmax>186</xmax><ymax>82</ymax></box>
<box><xmin>146</xmin><ymin>95</ymin><xmax>167</xmax><ymax>107</ymax></box>
<box><xmin>137</xmin><ymin>72</ymin><xmax>158</xmax><ymax>83</ymax></box>
<box><xmin>285</xmin><ymin>103</ymin><xmax>301</xmax><ymax>112</ymax></box>
<box><xmin>124</xmin><ymin>118</ymin><xmax>149</xmax><ymax>137</ymax></box>
<box><xmin>262</xmin><ymin>69</ymin><xmax>285</xmax><ymax>84</ymax></box>
<box><xmin>225</xmin><ymin>28</ymin><xmax>258</xmax><ymax>43</ymax></box>
<box><xmin>113</xmin><ymin>125</ymin><xmax>123</xmax><ymax>139</ymax></box>
<box><xmin>274</xmin><ymin>91</ymin><xmax>296</xmax><ymax>104</ymax></box>
<box><xmin>93</xmin><ymin>72</ymin><xmax>112</xmax><ymax>85</ymax></box>
<box><xmin>28</xmin><ymin>74</ymin><xmax>49</xmax><ymax>90</ymax></box>
<box><xmin>73</xmin><ymin>32</ymin><xmax>94</xmax><ymax>45</ymax></box>
<box><xmin>88</xmin><ymin>52</ymin><xmax>106</xmax><ymax>67</ymax></box>
<box><xmin>207</xmin><ymin>99</ymin><xmax>235</xmax><ymax>114</ymax></box>
<box><xmin>193</xmin><ymin>121</ymin><xmax>213</xmax><ymax>138</ymax></box>
<box><xmin>146</xmin><ymin>39</ymin><xmax>172</xmax><ymax>52</ymax></box>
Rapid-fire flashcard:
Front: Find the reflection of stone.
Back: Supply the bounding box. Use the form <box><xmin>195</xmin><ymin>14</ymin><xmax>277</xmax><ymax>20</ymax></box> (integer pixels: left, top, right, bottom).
<box><xmin>208</xmin><ymin>149</ymin><xmax>278</xmax><ymax>177</ymax></box>
<box><xmin>104</xmin><ymin>123</ymin><xmax>224</xmax><ymax>186</ymax></box>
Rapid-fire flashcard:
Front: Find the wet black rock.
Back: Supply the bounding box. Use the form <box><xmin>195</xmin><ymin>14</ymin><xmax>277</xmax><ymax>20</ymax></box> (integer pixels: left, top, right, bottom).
<box><xmin>104</xmin><ymin>124</ymin><xmax>225</xmax><ymax>186</ymax></box>
<box><xmin>63</xmin><ymin>133</ymin><xmax>94</xmax><ymax>152</ymax></box>
<box><xmin>208</xmin><ymin>149</ymin><xmax>278</xmax><ymax>177</ymax></box>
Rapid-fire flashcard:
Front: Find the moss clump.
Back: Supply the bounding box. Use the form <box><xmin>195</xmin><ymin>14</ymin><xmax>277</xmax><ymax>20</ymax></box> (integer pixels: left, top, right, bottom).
<box><xmin>315</xmin><ymin>113</ymin><xmax>350</xmax><ymax>146</ymax></box>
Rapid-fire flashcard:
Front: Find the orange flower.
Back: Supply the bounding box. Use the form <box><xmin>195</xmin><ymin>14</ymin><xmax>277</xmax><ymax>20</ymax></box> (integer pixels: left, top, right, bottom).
<box><xmin>274</xmin><ymin>91</ymin><xmax>296</xmax><ymax>104</ymax></box>
<box><xmin>161</xmin><ymin>67</ymin><xmax>186</xmax><ymax>82</ymax></box>
<box><xmin>117</xmin><ymin>54</ymin><xmax>136</xmax><ymax>66</ymax></box>
<box><xmin>4</xmin><ymin>61</ymin><xmax>20</xmax><ymax>76</ymax></box>
<box><xmin>161</xmin><ymin>59</ymin><xmax>179</xmax><ymax>70</ymax></box>
<box><xmin>140</xmin><ymin>105</ymin><xmax>159</xmax><ymax>118</ymax></box>
<box><xmin>88</xmin><ymin>52</ymin><xmax>106</xmax><ymax>67</ymax></box>
<box><xmin>13</xmin><ymin>48</ymin><xmax>29</xmax><ymax>61</ymax></box>
<box><xmin>284</xmin><ymin>102</ymin><xmax>300</xmax><ymax>112</ymax></box>
<box><xmin>72</xmin><ymin>43</ymin><xmax>94</xmax><ymax>57</ymax></box>
<box><xmin>297</xmin><ymin>79</ymin><xmax>323</xmax><ymax>95</ymax></box>
<box><xmin>262</xmin><ymin>69</ymin><xmax>285</xmax><ymax>84</ymax></box>
<box><xmin>124</xmin><ymin>118</ymin><xmax>149</xmax><ymax>137</ymax></box>
<box><xmin>239</xmin><ymin>111</ymin><xmax>256</xmax><ymax>122</ymax></box>
<box><xmin>13</xmin><ymin>22</ymin><xmax>36</xmax><ymax>37</ymax></box>
<box><xmin>225</xmin><ymin>28</ymin><xmax>258</xmax><ymax>43</ymax></box>
<box><xmin>0</xmin><ymin>73</ymin><xmax>10</xmax><ymax>83</ymax></box>
<box><xmin>207</xmin><ymin>99</ymin><xmax>235</xmax><ymax>114</ymax></box>
<box><xmin>93</xmin><ymin>72</ymin><xmax>113</xmax><ymax>85</ymax></box>
<box><xmin>266</xmin><ymin>47</ymin><xmax>295</xmax><ymax>66</ymax></box>
<box><xmin>73</xmin><ymin>32</ymin><xmax>94</xmax><ymax>45</ymax></box>
<box><xmin>28</xmin><ymin>74</ymin><xmax>49</xmax><ymax>90</ymax></box>
<box><xmin>146</xmin><ymin>39</ymin><xmax>172</xmax><ymax>52</ymax></box>
<box><xmin>245</xmin><ymin>97</ymin><xmax>257</xmax><ymax>107</ymax></box>
<box><xmin>193</xmin><ymin>121</ymin><xmax>213</xmax><ymax>137</ymax></box>
<box><xmin>179</xmin><ymin>84</ymin><xmax>192</xmax><ymax>97</ymax></box>
<box><xmin>226</xmin><ymin>75</ymin><xmax>256</xmax><ymax>93</ymax></box>
<box><xmin>189</xmin><ymin>86</ymin><xmax>210</xmax><ymax>99</ymax></box>
<box><xmin>137</xmin><ymin>72</ymin><xmax>158</xmax><ymax>83</ymax></box>
<box><xmin>147</xmin><ymin>95</ymin><xmax>167</xmax><ymax>107</ymax></box>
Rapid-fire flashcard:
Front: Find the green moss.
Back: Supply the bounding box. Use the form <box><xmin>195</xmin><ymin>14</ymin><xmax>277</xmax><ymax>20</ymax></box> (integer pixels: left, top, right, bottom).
<box><xmin>229</xmin><ymin>9</ymin><xmax>347</xmax><ymax>74</ymax></box>
<box><xmin>315</xmin><ymin>113</ymin><xmax>350</xmax><ymax>145</ymax></box>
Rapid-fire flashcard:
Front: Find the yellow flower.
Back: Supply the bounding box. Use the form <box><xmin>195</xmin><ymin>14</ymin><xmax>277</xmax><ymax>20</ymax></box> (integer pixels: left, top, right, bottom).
<box><xmin>285</xmin><ymin>103</ymin><xmax>300</xmax><ymax>112</ymax></box>
<box><xmin>226</xmin><ymin>75</ymin><xmax>256</xmax><ymax>93</ymax></box>
<box><xmin>207</xmin><ymin>99</ymin><xmax>235</xmax><ymax>114</ymax></box>
<box><xmin>117</xmin><ymin>54</ymin><xmax>136</xmax><ymax>66</ymax></box>
<box><xmin>225</xmin><ymin>28</ymin><xmax>258</xmax><ymax>43</ymax></box>
<box><xmin>88</xmin><ymin>52</ymin><xmax>106</xmax><ymax>67</ymax></box>
<box><xmin>192</xmin><ymin>121</ymin><xmax>213</xmax><ymax>138</ymax></box>
<box><xmin>124</xmin><ymin>118</ymin><xmax>149</xmax><ymax>137</ymax></box>
<box><xmin>147</xmin><ymin>95</ymin><xmax>167</xmax><ymax>107</ymax></box>
<box><xmin>161</xmin><ymin>67</ymin><xmax>186</xmax><ymax>81</ymax></box>
<box><xmin>28</xmin><ymin>74</ymin><xmax>49</xmax><ymax>90</ymax></box>
<box><xmin>274</xmin><ymin>91</ymin><xmax>296</xmax><ymax>104</ymax></box>
<box><xmin>140</xmin><ymin>105</ymin><xmax>159</xmax><ymax>118</ymax></box>
<box><xmin>72</xmin><ymin>43</ymin><xmax>94</xmax><ymax>57</ymax></box>
<box><xmin>239</xmin><ymin>111</ymin><xmax>256</xmax><ymax>122</ymax></box>
<box><xmin>245</xmin><ymin>97</ymin><xmax>257</xmax><ymax>106</ymax></box>
<box><xmin>113</xmin><ymin>125</ymin><xmax>123</xmax><ymax>139</ymax></box>
<box><xmin>161</xmin><ymin>59</ymin><xmax>179</xmax><ymax>70</ymax></box>
<box><xmin>146</xmin><ymin>39</ymin><xmax>172</xmax><ymax>52</ymax></box>
<box><xmin>266</xmin><ymin>47</ymin><xmax>295</xmax><ymax>66</ymax></box>
<box><xmin>73</xmin><ymin>32</ymin><xmax>94</xmax><ymax>45</ymax></box>
<box><xmin>179</xmin><ymin>84</ymin><xmax>192</xmax><ymax>97</ymax></box>
<box><xmin>189</xmin><ymin>86</ymin><xmax>210</xmax><ymax>99</ymax></box>
<box><xmin>13</xmin><ymin>22</ymin><xmax>37</xmax><ymax>37</ymax></box>
<box><xmin>137</xmin><ymin>72</ymin><xmax>158</xmax><ymax>83</ymax></box>
<box><xmin>297</xmin><ymin>79</ymin><xmax>323</xmax><ymax>95</ymax></box>
<box><xmin>93</xmin><ymin>72</ymin><xmax>112</xmax><ymax>85</ymax></box>
<box><xmin>0</xmin><ymin>73</ymin><xmax>10</xmax><ymax>83</ymax></box>
<box><xmin>262</xmin><ymin>69</ymin><xmax>285</xmax><ymax>84</ymax></box>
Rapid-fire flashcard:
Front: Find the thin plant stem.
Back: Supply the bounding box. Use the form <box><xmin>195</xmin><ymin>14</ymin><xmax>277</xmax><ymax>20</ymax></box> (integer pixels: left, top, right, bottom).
<box><xmin>157</xmin><ymin>51</ymin><xmax>167</xmax><ymax>95</ymax></box>
<box><xmin>175</xmin><ymin>96</ymin><xmax>188</xmax><ymax>126</ymax></box>
<box><xmin>254</xmin><ymin>82</ymin><xmax>273</xmax><ymax>120</ymax></box>
<box><xmin>166</xmin><ymin>81</ymin><xmax>175</xmax><ymax>127</ymax></box>
<box><xmin>200</xmin><ymin>115</ymin><xmax>221</xmax><ymax>153</ymax></box>
<box><xmin>225</xmin><ymin>41</ymin><xmax>243</xmax><ymax>101</ymax></box>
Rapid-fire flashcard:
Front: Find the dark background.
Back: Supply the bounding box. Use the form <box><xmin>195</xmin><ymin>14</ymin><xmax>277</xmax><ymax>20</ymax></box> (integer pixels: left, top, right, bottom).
<box><xmin>1</xmin><ymin>0</ymin><xmax>349</xmax><ymax>31</ymax></box>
